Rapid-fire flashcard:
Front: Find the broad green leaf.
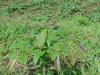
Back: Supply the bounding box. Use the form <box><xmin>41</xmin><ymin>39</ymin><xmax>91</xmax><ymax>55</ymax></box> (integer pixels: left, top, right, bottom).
<box><xmin>68</xmin><ymin>53</ymin><xmax>76</xmax><ymax>66</ymax></box>
<box><xmin>20</xmin><ymin>53</ymin><xmax>28</xmax><ymax>64</ymax></box>
<box><xmin>37</xmin><ymin>73</ymin><xmax>41</xmax><ymax>75</ymax></box>
<box><xmin>48</xmin><ymin>66</ymin><xmax>55</xmax><ymax>70</ymax></box>
<box><xmin>53</xmin><ymin>43</ymin><xmax>62</xmax><ymax>51</ymax></box>
<box><xmin>18</xmin><ymin>40</ymin><xmax>24</xmax><ymax>49</ymax></box>
<box><xmin>8</xmin><ymin>50</ymin><xmax>18</xmax><ymax>60</ymax></box>
<box><xmin>48</xmin><ymin>50</ymin><xmax>57</xmax><ymax>61</ymax></box>
<box><xmin>35</xmin><ymin>29</ymin><xmax>47</xmax><ymax>48</ymax></box>
<box><xmin>47</xmin><ymin>30</ymin><xmax>57</xmax><ymax>47</ymax></box>
<box><xmin>33</xmin><ymin>50</ymin><xmax>46</xmax><ymax>64</ymax></box>
<box><xmin>63</xmin><ymin>47</ymin><xmax>71</xmax><ymax>56</ymax></box>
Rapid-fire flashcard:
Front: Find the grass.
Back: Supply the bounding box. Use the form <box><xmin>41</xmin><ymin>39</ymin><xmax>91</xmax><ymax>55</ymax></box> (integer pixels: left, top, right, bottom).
<box><xmin>0</xmin><ymin>0</ymin><xmax>100</xmax><ymax>75</ymax></box>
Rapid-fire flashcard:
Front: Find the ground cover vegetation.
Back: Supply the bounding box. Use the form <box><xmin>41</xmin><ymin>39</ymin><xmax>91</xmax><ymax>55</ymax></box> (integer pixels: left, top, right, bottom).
<box><xmin>0</xmin><ymin>0</ymin><xmax>100</xmax><ymax>75</ymax></box>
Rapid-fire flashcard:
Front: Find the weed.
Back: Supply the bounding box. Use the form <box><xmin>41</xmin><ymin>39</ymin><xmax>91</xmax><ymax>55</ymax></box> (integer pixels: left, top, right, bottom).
<box><xmin>0</xmin><ymin>0</ymin><xmax>100</xmax><ymax>75</ymax></box>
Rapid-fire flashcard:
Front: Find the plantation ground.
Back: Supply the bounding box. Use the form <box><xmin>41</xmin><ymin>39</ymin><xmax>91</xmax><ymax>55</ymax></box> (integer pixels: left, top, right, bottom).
<box><xmin>0</xmin><ymin>0</ymin><xmax>100</xmax><ymax>75</ymax></box>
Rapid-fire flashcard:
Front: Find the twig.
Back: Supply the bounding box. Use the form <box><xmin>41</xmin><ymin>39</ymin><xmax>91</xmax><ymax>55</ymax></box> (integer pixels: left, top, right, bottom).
<box><xmin>62</xmin><ymin>56</ymin><xmax>72</xmax><ymax>68</ymax></box>
<box><xmin>9</xmin><ymin>58</ymin><xmax>17</xmax><ymax>71</ymax></box>
<box><xmin>26</xmin><ymin>65</ymin><xmax>40</xmax><ymax>70</ymax></box>
<box><xmin>78</xmin><ymin>42</ymin><xmax>88</xmax><ymax>52</ymax></box>
<box><xmin>54</xmin><ymin>56</ymin><xmax>61</xmax><ymax>74</ymax></box>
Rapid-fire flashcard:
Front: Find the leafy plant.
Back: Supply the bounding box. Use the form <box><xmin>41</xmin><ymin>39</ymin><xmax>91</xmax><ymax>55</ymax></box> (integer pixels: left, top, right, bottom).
<box><xmin>0</xmin><ymin>0</ymin><xmax>100</xmax><ymax>75</ymax></box>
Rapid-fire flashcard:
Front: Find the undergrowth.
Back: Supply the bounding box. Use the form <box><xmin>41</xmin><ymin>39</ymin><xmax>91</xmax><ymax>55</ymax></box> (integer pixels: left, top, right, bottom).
<box><xmin>0</xmin><ymin>0</ymin><xmax>100</xmax><ymax>75</ymax></box>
